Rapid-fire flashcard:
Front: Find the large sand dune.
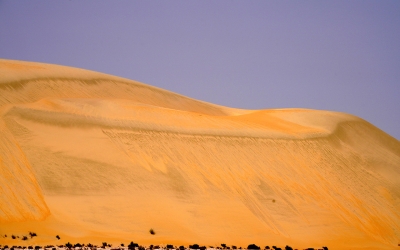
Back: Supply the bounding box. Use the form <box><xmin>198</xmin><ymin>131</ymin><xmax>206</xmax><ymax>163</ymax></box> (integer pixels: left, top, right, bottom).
<box><xmin>1</xmin><ymin>59</ymin><xmax>399</xmax><ymax>250</ymax></box>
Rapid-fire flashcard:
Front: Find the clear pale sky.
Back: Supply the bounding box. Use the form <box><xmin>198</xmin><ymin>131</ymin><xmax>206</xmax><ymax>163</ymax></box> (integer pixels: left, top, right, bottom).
<box><xmin>1</xmin><ymin>1</ymin><xmax>399</xmax><ymax>140</ymax></box>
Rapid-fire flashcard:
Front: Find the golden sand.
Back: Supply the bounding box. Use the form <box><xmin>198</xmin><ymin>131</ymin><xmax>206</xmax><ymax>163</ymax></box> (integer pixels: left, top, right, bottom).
<box><xmin>0</xmin><ymin>59</ymin><xmax>399</xmax><ymax>250</ymax></box>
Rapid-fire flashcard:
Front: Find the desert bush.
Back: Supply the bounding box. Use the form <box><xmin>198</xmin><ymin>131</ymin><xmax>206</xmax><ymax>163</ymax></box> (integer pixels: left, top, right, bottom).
<box><xmin>166</xmin><ymin>245</ymin><xmax>173</xmax><ymax>249</ymax></box>
<box><xmin>247</xmin><ymin>245</ymin><xmax>260</xmax><ymax>250</ymax></box>
<box><xmin>149</xmin><ymin>229</ymin><xmax>155</xmax><ymax>235</ymax></box>
<box><xmin>11</xmin><ymin>235</ymin><xmax>16</xmax><ymax>240</ymax></box>
<box><xmin>189</xmin><ymin>244</ymin><xmax>199</xmax><ymax>250</ymax></box>
<box><xmin>29</xmin><ymin>233</ymin><xmax>37</xmax><ymax>238</ymax></box>
<box><xmin>221</xmin><ymin>245</ymin><xmax>226</xmax><ymax>249</ymax></box>
<box><xmin>232</xmin><ymin>246</ymin><xmax>237</xmax><ymax>250</ymax></box>
<box><xmin>128</xmin><ymin>242</ymin><xmax>138</xmax><ymax>250</ymax></box>
<box><xmin>120</xmin><ymin>244</ymin><xmax>124</xmax><ymax>247</ymax></box>
<box><xmin>28</xmin><ymin>247</ymin><xmax>33</xmax><ymax>249</ymax></box>
<box><xmin>199</xmin><ymin>247</ymin><xmax>206</xmax><ymax>250</ymax></box>
<box><xmin>34</xmin><ymin>246</ymin><xmax>41</xmax><ymax>250</ymax></box>
<box><xmin>322</xmin><ymin>247</ymin><xmax>328</xmax><ymax>250</ymax></box>
<box><xmin>264</xmin><ymin>247</ymin><xmax>270</xmax><ymax>250</ymax></box>
<box><xmin>22</xmin><ymin>236</ymin><xmax>28</xmax><ymax>241</ymax></box>
<box><xmin>178</xmin><ymin>246</ymin><xmax>184</xmax><ymax>250</ymax></box>
<box><xmin>65</xmin><ymin>242</ymin><xmax>73</xmax><ymax>249</ymax></box>
<box><xmin>284</xmin><ymin>246</ymin><xmax>292</xmax><ymax>250</ymax></box>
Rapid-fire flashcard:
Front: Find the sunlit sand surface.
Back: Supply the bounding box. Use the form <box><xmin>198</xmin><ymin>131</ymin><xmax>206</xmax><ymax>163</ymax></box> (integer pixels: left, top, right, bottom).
<box><xmin>1</xmin><ymin>59</ymin><xmax>399</xmax><ymax>250</ymax></box>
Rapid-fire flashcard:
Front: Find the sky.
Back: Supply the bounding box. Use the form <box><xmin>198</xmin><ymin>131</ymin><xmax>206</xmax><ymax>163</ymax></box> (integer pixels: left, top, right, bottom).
<box><xmin>0</xmin><ymin>1</ymin><xmax>399</xmax><ymax>140</ymax></box>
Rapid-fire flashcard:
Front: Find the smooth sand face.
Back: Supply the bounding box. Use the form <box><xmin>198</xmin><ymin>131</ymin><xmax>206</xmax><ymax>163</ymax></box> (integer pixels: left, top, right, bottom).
<box><xmin>0</xmin><ymin>59</ymin><xmax>399</xmax><ymax>250</ymax></box>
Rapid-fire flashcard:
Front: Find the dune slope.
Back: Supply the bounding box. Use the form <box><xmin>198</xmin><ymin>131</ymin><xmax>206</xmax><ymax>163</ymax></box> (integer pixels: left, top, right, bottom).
<box><xmin>0</xmin><ymin>59</ymin><xmax>399</xmax><ymax>250</ymax></box>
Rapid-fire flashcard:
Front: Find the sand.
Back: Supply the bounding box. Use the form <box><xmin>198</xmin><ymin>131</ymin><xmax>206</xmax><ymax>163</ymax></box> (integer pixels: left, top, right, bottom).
<box><xmin>0</xmin><ymin>59</ymin><xmax>399</xmax><ymax>250</ymax></box>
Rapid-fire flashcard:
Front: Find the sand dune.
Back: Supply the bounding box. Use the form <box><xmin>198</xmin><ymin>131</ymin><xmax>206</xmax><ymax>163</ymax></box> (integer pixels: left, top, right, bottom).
<box><xmin>1</xmin><ymin>59</ymin><xmax>399</xmax><ymax>250</ymax></box>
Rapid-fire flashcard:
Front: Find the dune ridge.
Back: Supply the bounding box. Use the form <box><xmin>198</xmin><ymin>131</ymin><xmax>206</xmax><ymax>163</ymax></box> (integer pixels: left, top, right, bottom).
<box><xmin>0</xmin><ymin>59</ymin><xmax>399</xmax><ymax>250</ymax></box>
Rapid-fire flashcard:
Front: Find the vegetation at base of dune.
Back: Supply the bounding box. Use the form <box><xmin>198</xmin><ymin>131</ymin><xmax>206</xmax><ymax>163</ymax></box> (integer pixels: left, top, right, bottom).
<box><xmin>0</xmin><ymin>239</ymin><xmax>329</xmax><ymax>250</ymax></box>
<box><xmin>149</xmin><ymin>229</ymin><xmax>155</xmax><ymax>235</ymax></box>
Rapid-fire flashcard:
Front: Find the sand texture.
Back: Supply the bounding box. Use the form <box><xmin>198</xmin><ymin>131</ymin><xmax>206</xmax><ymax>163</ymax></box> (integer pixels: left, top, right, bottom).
<box><xmin>0</xmin><ymin>59</ymin><xmax>399</xmax><ymax>250</ymax></box>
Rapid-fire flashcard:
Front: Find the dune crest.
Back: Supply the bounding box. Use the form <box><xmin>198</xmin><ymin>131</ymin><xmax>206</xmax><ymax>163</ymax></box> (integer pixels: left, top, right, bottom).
<box><xmin>0</xmin><ymin>59</ymin><xmax>399</xmax><ymax>250</ymax></box>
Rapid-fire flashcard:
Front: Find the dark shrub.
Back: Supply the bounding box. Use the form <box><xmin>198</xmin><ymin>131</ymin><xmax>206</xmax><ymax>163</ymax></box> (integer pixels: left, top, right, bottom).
<box><xmin>121</xmin><ymin>244</ymin><xmax>125</xmax><ymax>247</ymax></box>
<box><xmin>74</xmin><ymin>243</ymin><xmax>82</xmax><ymax>248</ymax></box>
<box><xmin>189</xmin><ymin>245</ymin><xmax>199</xmax><ymax>249</ymax></box>
<box><xmin>199</xmin><ymin>247</ymin><xmax>206</xmax><ymax>250</ymax></box>
<box><xmin>264</xmin><ymin>247</ymin><xmax>270</xmax><ymax>250</ymax></box>
<box><xmin>11</xmin><ymin>235</ymin><xmax>16</xmax><ymax>240</ymax></box>
<box><xmin>179</xmin><ymin>246</ymin><xmax>185</xmax><ymax>250</ymax></box>
<box><xmin>34</xmin><ymin>246</ymin><xmax>41</xmax><ymax>250</ymax></box>
<box><xmin>128</xmin><ymin>242</ymin><xmax>138</xmax><ymax>250</ymax></box>
<box><xmin>149</xmin><ymin>229</ymin><xmax>155</xmax><ymax>235</ymax></box>
<box><xmin>285</xmin><ymin>246</ymin><xmax>292</xmax><ymax>250</ymax></box>
<box><xmin>65</xmin><ymin>242</ymin><xmax>73</xmax><ymax>249</ymax></box>
<box><xmin>232</xmin><ymin>246</ymin><xmax>237</xmax><ymax>250</ymax></box>
<box><xmin>221</xmin><ymin>245</ymin><xmax>226</xmax><ymax>249</ymax></box>
<box><xmin>322</xmin><ymin>247</ymin><xmax>328</xmax><ymax>250</ymax></box>
<box><xmin>29</xmin><ymin>233</ymin><xmax>37</xmax><ymax>238</ymax></box>
<box><xmin>28</xmin><ymin>247</ymin><xmax>33</xmax><ymax>249</ymax></box>
<box><xmin>247</xmin><ymin>245</ymin><xmax>260</xmax><ymax>250</ymax></box>
<box><xmin>22</xmin><ymin>236</ymin><xmax>28</xmax><ymax>241</ymax></box>
<box><xmin>166</xmin><ymin>245</ymin><xmax>173</xmax><ymax>249</ymax></box>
